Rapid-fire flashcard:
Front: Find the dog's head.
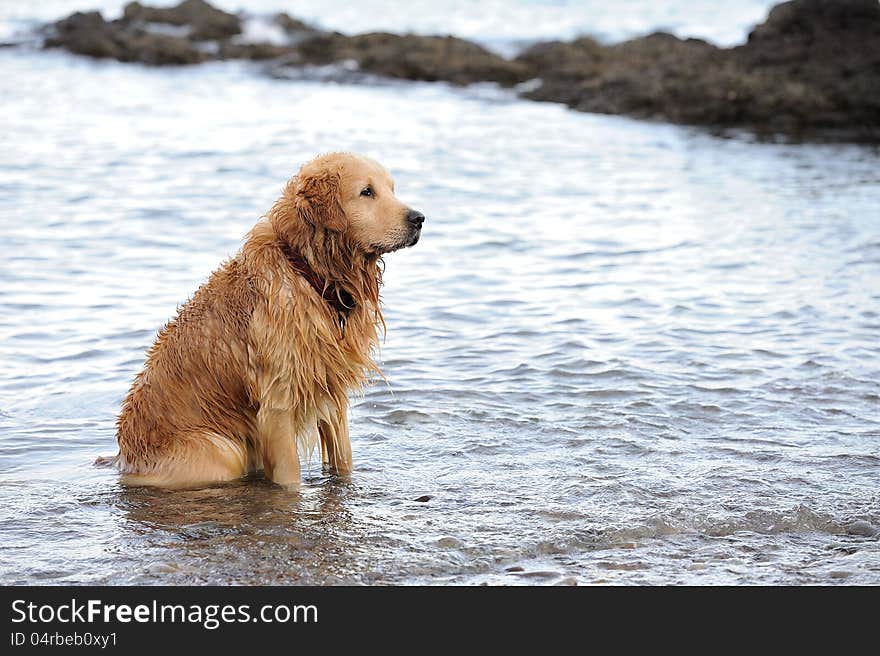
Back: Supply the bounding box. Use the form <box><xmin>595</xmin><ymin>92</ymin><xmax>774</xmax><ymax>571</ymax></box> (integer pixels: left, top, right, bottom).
<box><xmin>290</xmin><ymin>152</ymin><xmax>424</xmax><ymax>254</ymax></box>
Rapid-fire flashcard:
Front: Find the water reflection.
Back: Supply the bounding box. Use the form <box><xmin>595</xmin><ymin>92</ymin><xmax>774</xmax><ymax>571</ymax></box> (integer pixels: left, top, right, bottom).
<box><xmin>108</xmin><ymin>477</ymin><xmax>385</xmax><ymax>584</ymax></box>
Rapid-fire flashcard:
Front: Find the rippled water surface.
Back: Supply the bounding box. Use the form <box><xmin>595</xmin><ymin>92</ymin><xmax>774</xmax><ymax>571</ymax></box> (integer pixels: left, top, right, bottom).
<box><xmin>1</xmin><ymin>4</ymin><xmax>879</xmax><ymax>585</ymax></box>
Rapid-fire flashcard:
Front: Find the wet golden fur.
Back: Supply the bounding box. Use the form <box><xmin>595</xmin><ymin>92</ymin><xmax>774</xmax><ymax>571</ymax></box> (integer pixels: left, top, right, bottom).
<box><xmin>108</xmin><ymin>152</ymin><xmax>422</xmax><ymax>487</ymax></box>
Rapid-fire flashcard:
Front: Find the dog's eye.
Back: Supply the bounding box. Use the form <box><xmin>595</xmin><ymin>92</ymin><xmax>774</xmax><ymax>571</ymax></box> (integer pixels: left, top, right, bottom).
<box><xmin>360</xmin><ymin>186</ymin><xmax>374</xmax><ymax>198</ymax></box>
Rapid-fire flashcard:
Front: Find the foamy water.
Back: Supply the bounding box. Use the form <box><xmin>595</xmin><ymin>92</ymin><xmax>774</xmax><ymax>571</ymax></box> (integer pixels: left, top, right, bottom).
<box><xmin>0</xmin><ymin>3</ymin><xmax>878</xmax><ymax>585</ymax></box>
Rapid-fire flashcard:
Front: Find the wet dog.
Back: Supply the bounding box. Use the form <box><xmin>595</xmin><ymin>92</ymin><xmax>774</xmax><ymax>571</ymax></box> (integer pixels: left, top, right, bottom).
<box><xmin>104</xmin><ymin>152</ymin><xmax>424</xmax><ymax>487</ymax></box>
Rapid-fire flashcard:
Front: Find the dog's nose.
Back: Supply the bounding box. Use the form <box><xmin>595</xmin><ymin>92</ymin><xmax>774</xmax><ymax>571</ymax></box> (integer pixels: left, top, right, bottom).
<box><xmin>406</xmin><ymin>210</ymin><xmax>425</xmax><ymax>228</ymax></box>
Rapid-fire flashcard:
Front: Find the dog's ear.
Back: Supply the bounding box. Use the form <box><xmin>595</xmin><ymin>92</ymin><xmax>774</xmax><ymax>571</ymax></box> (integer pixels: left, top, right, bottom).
<box><xmin>293</xmin><ymin>170</ymin><xmax>347</xmax><ymax>232</ymax></box>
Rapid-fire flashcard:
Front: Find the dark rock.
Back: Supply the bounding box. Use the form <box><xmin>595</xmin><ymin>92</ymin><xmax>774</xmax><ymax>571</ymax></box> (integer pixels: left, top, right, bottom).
<box><xmin>747</xmin><ymin>0</ymin><xmax>880</xmax><ymax>44</ymax></box>
<box><xmin>218</xmin><ymin>42</ymin><xmax>293</xmax><ymax>61</ymax></box>
<box><xmin>45</xmin><ymin>11</ymin><xmax>121</xmax><ymax>59</ymax></box>
<box><xmin>732</xmin><ymin>0</ymin><xmax>880</xmax><ymax>139</ymax></box>
<box><xmin>122</xmin><ymin>0</ymin><xmax>240</xmax><ymax>41</ymax></box>
<box><xmin>44</xmin><ymin>1</ymin><xmax>529</xmax><ymax>83</ymax></box>
<box><xmin>519</xmin><ymin>32</ymin><xmax>727</xmax><ymax>115</ymax></box>
<box><xmin>578</xmin><ymin>34</ymin><xmax>750</xmax><ymax>123</ymax></box>
<box><xmin>45</xmin><ymin>11</ymin><xmax>206</xmax><ymax>65</ymax></box>
<box><xmin>273</xmin><ymin>12</ymin><xmax>312</xmax><ymax>35</ymax></box>
<box><xmin>413</xmin><ymin>495</ymin><xmax>433</xmax><ymax>502</ymax></box>
<box><xmin>516</xmin><ymin>36</ymin><xmax>604</xmax><ymax>81</ymax></box>
<box><xmin>516</xmin><ymin>0</ymin><xmax>880</xmax><ymax>141</ymax></box>
<box><xmin>41</xmin><ymin>0</ymin><xmax>880</xmax><ymax>141</ymax></box>
<box><xmin>122</xmin><ymin>31</ymin><xmax>208</xmax><ymax>65</ymax></box>
<box><xmin>290</xmin><ymin>32</ymin><xmax>531</xmax><ymax>86</ymax></box>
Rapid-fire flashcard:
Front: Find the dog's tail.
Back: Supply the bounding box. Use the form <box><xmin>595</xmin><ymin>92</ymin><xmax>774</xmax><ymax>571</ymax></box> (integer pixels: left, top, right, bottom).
<box><xmin>94</xmin><ymin>454</ymin><xmax>120</xmax><ymax>469</ymax></box>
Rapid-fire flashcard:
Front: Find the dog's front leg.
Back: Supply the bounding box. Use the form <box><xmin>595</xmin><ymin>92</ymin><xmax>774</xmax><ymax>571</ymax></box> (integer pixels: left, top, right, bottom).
<box><xmin>257</xmin><ymin>406</ymin><xmax>301</xmax><ymax>486</ymax></box>
<box><xmin>319</xmin><ymin>406</ymin><xmax>352</xmax><ymax>475</ymax></box>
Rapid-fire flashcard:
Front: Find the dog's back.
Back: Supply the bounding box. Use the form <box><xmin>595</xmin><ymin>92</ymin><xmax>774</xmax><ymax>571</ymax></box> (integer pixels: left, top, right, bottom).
<box><xmin>115</xmin><ymin>256</ymin><xmax>259</xmax><ymax>486</ymax></box>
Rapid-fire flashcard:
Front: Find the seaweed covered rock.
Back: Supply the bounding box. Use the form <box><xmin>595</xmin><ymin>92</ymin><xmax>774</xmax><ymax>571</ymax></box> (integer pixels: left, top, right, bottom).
<box><xmin>44</xmin><ymin>11</ymin><xmax>120</xmax><ymax>59</ymax></box>
<box><xmin>40</xmin><ymin>0</ymin><xmax>880</xmax><ymax>141</ymax></box>
<box><xmin>122</xmin><ymin>0</ymin><xmax>241</xmax><ymax>41</ymax></box>
<box><xmin>732</xmin><ymin>0</ymin><xmax>880</xmax><ymax>138</ymax></box>
<box><xmin>218</xmin><ymin>42</ymin><xmax>293</xmax><ymax>60</ymax></box>
<box><xmin>42</xmin><ymin>0</ymin><xmax>526</xmax><ymax>83</ymax></box>
<box><xmin>516</xmin><ymin>0</ymin><xmax>880</xmax><ymax>140</ymax></box>
<box><xmin>518</xmin><ymin>33</ymin><xmax>726</xmax><ymax>117</ymax></box>
<box><xmin>44</xmin><ymin>10</ymin><xmax>206</xmax><ymax>64</ymax></box>
<box><xmin>272</xmin><ymin>12</ymin><xmax>313</xmax><ymax>36</ymax></box>
<box><xmin>290</xmin><ymin>31</ymin><xmax>530</xmax><ymax>86</ymax></box>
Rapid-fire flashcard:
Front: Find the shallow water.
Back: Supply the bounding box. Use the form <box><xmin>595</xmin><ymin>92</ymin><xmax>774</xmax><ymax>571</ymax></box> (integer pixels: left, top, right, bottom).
<box><xmin>1</xmin><ymin>4</ymin><xmax>879</xmax><ymax>585</ymax></box>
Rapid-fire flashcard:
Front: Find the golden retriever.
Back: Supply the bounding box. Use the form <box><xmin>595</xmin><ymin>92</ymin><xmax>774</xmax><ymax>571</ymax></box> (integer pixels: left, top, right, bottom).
<box><xmin>105</xmin><ymin>152</ymin><xmax>424</xmax><ymax>487</ymax></box>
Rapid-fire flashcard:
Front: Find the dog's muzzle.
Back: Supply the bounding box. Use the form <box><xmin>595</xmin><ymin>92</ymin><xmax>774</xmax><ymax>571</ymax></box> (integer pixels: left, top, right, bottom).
<box><xmin>405</xmin><ymin>209</ymin><xmax>424</xmax><ymax>247</ymax></box>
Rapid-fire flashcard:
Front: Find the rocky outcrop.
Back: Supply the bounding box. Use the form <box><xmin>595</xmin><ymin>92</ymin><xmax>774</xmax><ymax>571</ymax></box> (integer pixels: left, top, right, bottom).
<box><xmin>121</xmin><ymin>0</ymin><xmax>241</xmax><ymax>41</ymax></box>
<box><xmin>272</xmin><ymin>12</ymin><xmax>312</xmax><ymax>36</ymax></box>
<box><xmin>515</xmin><ymin>0</ymin><xmax>880</xmax><ymax>141</ymax></box>
<box><xmin>41</xmin><ymin>0</ymin><xmax>880</xmax><ymax>142</ymax></box>
<box><xmin>44</xmin><ymin>11</ymin><xmax>207</xmax><ymax>64</ymax></box>
<box><xmin>43</xmin><ymin>1</ymin><xmax>527</xmax><ymax>84</ymax></box>
<box><xmin>44</xmin><ymin>2</ymin><xmax>294</xmax><ymax>63</ymax></box>
<box><xmin>283</xmin><ymin>31</ymin><xmax>530</xmax><ymax>86</ymax></box>
<box><xmin>217</xmin><ymin>42</ymin><xmax>292</xmax><ymax>60</ymax></box>
<box><xmin>517</xmin><ymin>33</ymin><xmax>727</xmax><ymax>114</ymax></box>
<box><xmin>732</xmin><ymin>0</ymin><xmax>880</xmax><ymax>138</ymax></box>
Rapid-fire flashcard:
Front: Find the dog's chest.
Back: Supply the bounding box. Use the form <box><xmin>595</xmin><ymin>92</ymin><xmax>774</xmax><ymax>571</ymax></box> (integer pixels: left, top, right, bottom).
<box><xmin>247</xmin><ymin>275</ymin><xmax>373</xmax><ymax>404</ymax></box>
